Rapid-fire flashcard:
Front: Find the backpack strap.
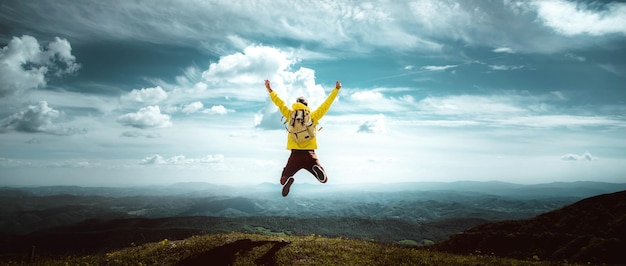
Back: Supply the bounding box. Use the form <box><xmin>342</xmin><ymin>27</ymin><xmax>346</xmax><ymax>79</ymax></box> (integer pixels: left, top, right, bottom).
<box><xmin>290</xmin><ymin>110</ymin><xmax>297</xmax><ymax>128</ymax></box>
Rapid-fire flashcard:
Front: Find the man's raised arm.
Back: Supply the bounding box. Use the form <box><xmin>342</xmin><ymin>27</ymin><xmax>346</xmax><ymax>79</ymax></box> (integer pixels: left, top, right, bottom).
<box><xmin>265</xmin><ymin>79</ymin><xmax>273</xmax><ymax>93</ymax></box>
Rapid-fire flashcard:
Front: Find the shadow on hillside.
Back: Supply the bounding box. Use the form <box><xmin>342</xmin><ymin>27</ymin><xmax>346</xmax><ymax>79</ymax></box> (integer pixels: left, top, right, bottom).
<box><xmin>176</xmin><ymin>239</ymin><xmax>291</xmax><ymax>266</ymax></box>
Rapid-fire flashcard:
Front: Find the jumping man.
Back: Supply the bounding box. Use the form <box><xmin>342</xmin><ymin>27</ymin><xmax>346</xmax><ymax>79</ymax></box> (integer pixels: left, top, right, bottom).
<box><xmin>264</xmin><ymin>79</ymin><xmax>341</xmax><ymax>197</ymax></box>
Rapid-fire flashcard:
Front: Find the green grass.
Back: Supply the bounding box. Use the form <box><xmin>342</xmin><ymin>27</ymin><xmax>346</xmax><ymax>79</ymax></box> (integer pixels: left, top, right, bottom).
<box><xmin>2</xmin><ymin>232</ymin><xmax>580</xmax><ymax>266</ymax></box>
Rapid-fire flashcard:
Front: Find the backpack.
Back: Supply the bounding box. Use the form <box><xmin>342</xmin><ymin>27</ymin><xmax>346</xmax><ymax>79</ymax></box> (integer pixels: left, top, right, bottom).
<box><xmin>285</xmin><ymin>109</ymin><xmax>316</xmax><ymax>143</ymax></box>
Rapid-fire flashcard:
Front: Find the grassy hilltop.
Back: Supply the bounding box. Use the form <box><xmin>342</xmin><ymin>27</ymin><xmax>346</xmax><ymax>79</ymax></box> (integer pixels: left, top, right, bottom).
<box><xmin>4</xmin><ymin>232</ymin><xmax>577</xmax><ymax>266</ymax></box>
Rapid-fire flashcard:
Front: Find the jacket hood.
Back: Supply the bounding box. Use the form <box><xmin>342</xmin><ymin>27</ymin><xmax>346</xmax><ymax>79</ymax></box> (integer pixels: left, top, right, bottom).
<box><xmin>292</xmin><ymin>102</ymin><xmax>310</xmax><ymax>111</ymax></box>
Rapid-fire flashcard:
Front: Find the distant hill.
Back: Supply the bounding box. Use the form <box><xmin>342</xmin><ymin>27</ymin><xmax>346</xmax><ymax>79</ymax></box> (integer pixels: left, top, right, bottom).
<box><xmin>434</xmin><ymin>190</ymin><xmax>626</xmax><ymax>264</ymax></box>
<box><xmin>6</xmin><ymin>181</ymin><xmax>626</xmax><ymax>199</ymax></box>
<box><xmin>1</xmin><ymin>183</ymin><xmax>583</xmax><ymax>235</ymax></box>
<box><xmin>0</xmin><ymin>215</ymin><xmax>487</xmax><ymax>256</ymax></box>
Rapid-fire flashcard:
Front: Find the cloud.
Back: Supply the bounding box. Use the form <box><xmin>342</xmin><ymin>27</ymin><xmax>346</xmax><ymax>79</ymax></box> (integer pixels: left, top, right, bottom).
<box><xmin>202</xmin><ymin>105</ymin><xmax>233</xmax><ymax>115</ymax></box>
<box><xmin>121</xmin><ymin>86</ymin><xmax>167</xmax><ymax>104</ymax></box>
<box><xmin>561</xmin><ymin>152</ymin><xmax>597</xmax><ymax>161</ymax></box>
<box><xmin>534</xmin><ymin>0</ymin><xmax>626</xmax><ymax>36</ymax></box>
<box><xmin>202</xmin><ymin>45</ymin><xmax>295</xmax><ymax>85</ymax></box>
<box><xmin>422</xmin><ymin>65</ymin><xmax>458</xmax><ymax>71</ymax></box>
<box><xmin>403</xmin><ymin>0</ymin><xmax>626</xmax><ymax>53</ymax></box>
<box><xmin>0</xmin><ymin>157</ymin><xmax>33</xmax><ymax>167</ymax></box>
<box><xmin>403</xmin><ymin>1</ymin><xmax>544</xmax><ymax>51</ymax></box>
<box><xmin>161</xmin><ymin>45</ymin><xmax>325</xmax><ymax>105</ymax></box>
<box><xmin>357</xmin><ymin>114</ymin><xmax>386</xmax><ymax>133</ymax></box>
<box><xmin>2</xmin><ymin>1</ymin><xmax>438</xmax><ymax>53</ymax></box>
<box><xmin>196</xmin><ymin>45</ymin><xmax>327</xmax><ymax>129</ymax></box>
<box><xmin>181</xmin><ymin>102</ymin><xmax>233</xmax><ymax>115</ymax></box>
<box><xmin>47</xmin><ymin>160</ymin><xmax>91</xmax><ymax>168</ymax></box>
<box><xmin>117</xmin><ymin>105</ymin><xmax>172</xmax><ymax>129</ymax></box>
<box><xmin>140</xmin><ymin>154</ymin><xmax>224</xmax><ymax>165</ymax></box>
<box><xmin>416</xmin><ymin>95</ymin><xmax>525</xmax><ymax>116</ymax></box>
<box><xmin>0</xmin><ymin>35</ymin><xmax>79</xmax><ymax>97</ymax></box>
<box><xmin>393</xmin><ymin>119</ymin><xmax>483</xmax><ymax>127</ymax></box>
<box><xmin>411</xmin><ymin>94</ymin><xmax>626</xmax><ymax>129</ymax></box>
<box><xmin>1</xmin><ymin>101</ymin><xmax>60</xmax><ymax>132</ymax></box>
<box><xmin>4</xmin><ymin>1</ymin><xmax>625</xmax><ymax>58</ymax></box>
<box><xmin>488</xmin><ymin>65</ymin><xmax>524</xmax><ymax>71</ymax></box>
<box><xmin>565</xmin><ymin>53</ymin><xmax>586</xmax><ymax>62</ymax></box>
<box><xmin>495</xmin><ymin>115</ymin><xmax>625</xmax><ymax>129</ymax></box>
<box><xmin>407</xmin><ymin>1</ymin><xmax>476</xmax><ymax>41</ymax></box>
<box><xmin>598</xmin><ymin>64</ymin><xmax>626</xmax><ymax>78</ymax></box>
<box><xmin>550</xmin><ymin>91</ymin><xmax>567</xmax><ymax>101</ymax></box>
<box><xmin>182</xmin><ymin>101</ymin><xmax>204</xmax><ymax>114</ymax></box>
<box><xmin>339</xmin><ymin>89</ymin><xmax>415</xmax><ymax>113</ymax></box>
<box><xmin>350</xmin><ymin>91</ymin><xmax>384</xmax><ymax>102</ymax></box>
<box><xmin>255</xmin><ymin>109</ymin><xmax>286</xmax><ymax>130</ymax></box>
<box><xmin>493</xmin><ymin>47</ymin><xmax>516</xmax><ymax>54</ymax></box>
<box><xmin>120</xmin><ymin>130</ymin><xmax>160</xmax><ymax>138</ymax></box>
<box><xmin>0</xmin><ymin>101</ymin><xmax>86</xmax><ymax>135</ymax></box>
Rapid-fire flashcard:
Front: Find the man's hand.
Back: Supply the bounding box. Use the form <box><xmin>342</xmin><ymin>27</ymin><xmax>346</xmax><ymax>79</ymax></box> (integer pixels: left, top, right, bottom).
<box><xmin>265</xmin><ymin>80</ymin><xmax>273</xmax><ymax>93</ymax></box>
<box><xmin>336</xmin><ymin>81</ymin><xmax>342</xmax><ymax>90</ymax></box>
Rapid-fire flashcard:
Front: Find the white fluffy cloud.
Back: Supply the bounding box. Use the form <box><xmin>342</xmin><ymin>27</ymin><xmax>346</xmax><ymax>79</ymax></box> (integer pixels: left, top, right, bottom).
<box><xmin>181</xmin><ymin>102</ymin><xmax>233</xmax><ymax>115</ymax></box>
<box><xmin>200</xmin><ymin>45</ymin><xmax>327</xmax><ymax>129</ymax></box>
<box><xmin>357</xmin><ymin>114</ymin><xmax>387</xmax><ymax>133</ymax></box>
<box><xmin>181</xmin><ymin>44</ymin><xmax>327</xmax><ymax>105</ymax></box>
<box><xmin>0</xmin><ymin>101</ymin><xmax>85</xmax><ymax>135</ymax></box>
<box><xmin>140</xmin><ymin>154</ymin><xmax>224</xmax><ymax>165</ymax></box>
<box><xmin>202</xmin><ymin>105</ymin><xmax>233</xmax><ymax>115</ymax></box>
<box><xmin>203</xmin><ymin>45</ymin><xmax>295</xmax><ymax>85</ymax></box>
<box><xmin>121</xmin><ymin>86</ymin><xmax>167</xmax><ymax>104</ymax></box>
<box><xmin>350</xmin><ymin>91</ymin><xmax>384</xmax><ymax>102</ymax></box>
<box><xmin>117</xmin><ymin>105</ymin><xmax>172</xmax><ymax>128</ymax></box>
<box><xmin>182</xmin><ymin>101</ymin><xmax>204</xmax><ymax>114</ymax></box>
<box><xmin>147</xmin><ymin>44</ymin><xmax>324</xmax><ymax>129</ymax></box>
<box><xmin>534</xmin><ymin>0</ymin><xmax>626</xmax><ymax>36</ymax></box>
<box><xmin>0</xmin><ymin>35</ymin><xmax>79</xmax><ymax>97</ymax></box>
<box><xmin>1</xmin><ymin>101</ymin><xmax>59</xmax><ymax>132</ymax></box>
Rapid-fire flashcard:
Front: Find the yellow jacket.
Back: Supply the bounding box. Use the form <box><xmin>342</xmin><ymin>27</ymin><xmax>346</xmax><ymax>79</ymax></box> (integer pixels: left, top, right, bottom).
<box><xmin>270</xmin><ymin>88</ymin><xmax>340</xmax><ymax>150</ymax></box>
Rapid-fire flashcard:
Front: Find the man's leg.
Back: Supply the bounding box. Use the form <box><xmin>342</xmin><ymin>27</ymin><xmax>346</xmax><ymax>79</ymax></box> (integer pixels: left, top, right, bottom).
<box><xmin>281</xmin><ymin>177</ymin><xmax>294</xmax><ymax>197</ymax></box>
<box><xmin>280</xmin><ymin>161</ymin><xmax>296</xmax><ymax>197</ymax></box>
<box><xmin>305</xmin><ymin>151</ymin><xmax>328</xmax><ymax>183</ymax></box>
<box><xmin>280</xmin><ymin>150</ymin><xmax>307</xmax><ymax>197</ymax></box>
<box><xmin>280</xmin><ymin>151</ymin><xmax>300</xmax><ymax>185</ymax></box>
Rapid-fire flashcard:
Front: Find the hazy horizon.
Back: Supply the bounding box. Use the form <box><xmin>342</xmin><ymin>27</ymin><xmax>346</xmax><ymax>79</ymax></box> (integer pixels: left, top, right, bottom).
<box><xmin>2</xmin><ymin>1</ymin><xmax>626</xmax><ymax>187</ymax></box>
<box><xmin>2</xmin><ymin>178</ymin><xmax>625</xmax><ymax>189</ymax></box>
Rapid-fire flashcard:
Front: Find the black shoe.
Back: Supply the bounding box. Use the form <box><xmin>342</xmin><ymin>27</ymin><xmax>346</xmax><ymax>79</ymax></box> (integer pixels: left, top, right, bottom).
<box><xmin>312</xmin><ymin>165</ymin><xmax>327</xmax><ymax>183</ymax></box>
<box><xmin>282</xmin><ymin>177</ymin><xmax>294</xmax><ymax>197</ymax></box>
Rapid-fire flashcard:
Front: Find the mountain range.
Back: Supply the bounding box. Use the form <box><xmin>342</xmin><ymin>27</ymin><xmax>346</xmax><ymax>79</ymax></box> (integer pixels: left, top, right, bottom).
<box><xmin>1</xmin><ymin>181</ymin><xmax>625</xmax><ymax>263</ymax></box>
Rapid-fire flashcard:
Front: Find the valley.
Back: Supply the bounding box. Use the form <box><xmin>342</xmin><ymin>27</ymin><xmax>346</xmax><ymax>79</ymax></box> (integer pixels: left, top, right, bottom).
<box><xmin>1</xmin><ymin>180</ymin><xmax>625</xmax><ymax>259</ymax></box>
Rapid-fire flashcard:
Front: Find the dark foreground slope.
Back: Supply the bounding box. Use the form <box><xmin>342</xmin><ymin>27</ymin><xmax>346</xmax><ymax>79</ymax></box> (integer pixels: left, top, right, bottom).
<box><xmin>0</xmin><ymin>216</ymin><xmax>486</xmax><ymax>256</ymax></box>
<box><xmin>2</xmin><ymin>232</ymin><xmax>573</xmax><ymax>266</ymax></box>
<box><xmin>434</xmin><ymin>190</ymin><xmax>626</xmax><ymax>264</ymax></box>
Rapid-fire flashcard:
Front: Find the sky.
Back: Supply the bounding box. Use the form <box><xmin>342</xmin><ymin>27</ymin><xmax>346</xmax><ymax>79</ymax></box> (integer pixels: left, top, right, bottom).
<box><xmin>1</xmin><ymin>0</ymin><xmax>625</xmax><ymax>187</ymax></box>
